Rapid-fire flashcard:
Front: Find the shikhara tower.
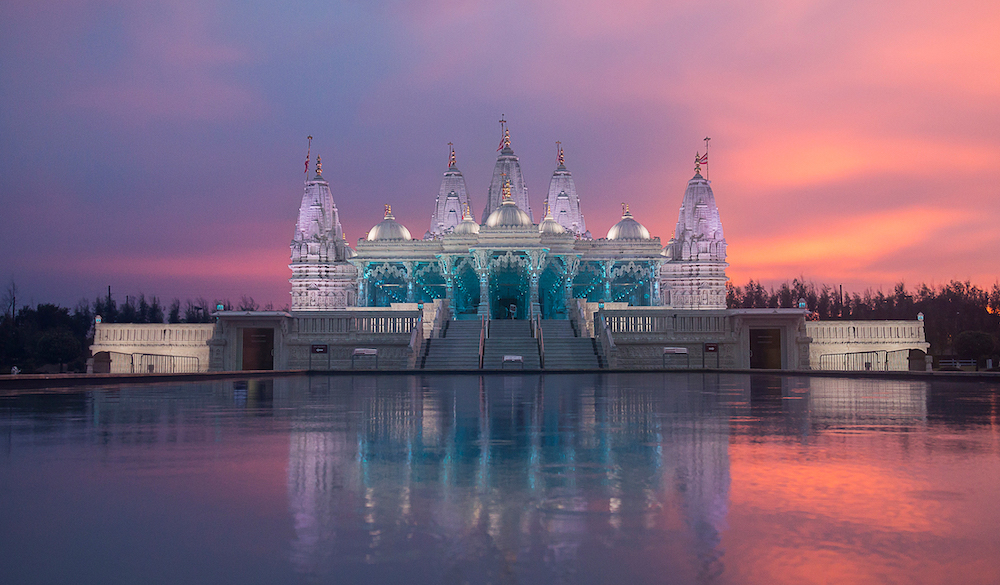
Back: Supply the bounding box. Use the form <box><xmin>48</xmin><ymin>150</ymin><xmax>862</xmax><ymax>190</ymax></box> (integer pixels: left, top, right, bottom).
<box><xmin>289</xmin><ymin>157</ymin><xmax>358</xmax><ymax>311</ymax></box>
<box><xmin>543</xmin><ymin>143</ymin><xmax>590</xmax><ymax>238</ymax></box>
<box><xmin>425</xmin><ymin>144</ymin><xmax>472</xmax><ymax>238</ymax></box>
<box><xmin>660</xmin><ymin>163</ymin><xmax>728</xmax><ymax>309</ymax></box>
<box><xmin>481</xmin><ymin>120</ymin><xmax>532</xmax><ymax>223</ymax></box>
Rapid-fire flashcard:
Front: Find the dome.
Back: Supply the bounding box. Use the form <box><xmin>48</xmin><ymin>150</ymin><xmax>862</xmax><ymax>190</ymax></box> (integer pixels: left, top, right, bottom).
<box><xmin>539</xmin><ymin>217</ymin><xmax>566</xmax><ymax>234</ymax></box>
<box><xmin>538</xmin><ymin>205</ymin><xmax>566</xmax><ymax>235</ymax></box>
<box><xmin>485</xmin><ymin>199</ymin><xmax>533</xmax><ymax>228</ymax></box>
<box><xmin>366</xmin><ymin>205</ymin><xmax>412</xmax><ymax>241</ymax></box>
<box><xmin>453</xmin><ymin>215</ymin><xmax>480</xmax><ymax>235</ymax></box>
<box><xmin>606</xmin><ymin>206</ymin><xmax>651</xmax><ymax>240</ymax></box>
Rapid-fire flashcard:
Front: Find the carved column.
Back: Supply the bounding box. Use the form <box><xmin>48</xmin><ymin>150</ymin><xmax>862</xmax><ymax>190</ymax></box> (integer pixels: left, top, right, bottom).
<box><xmin>403</xmin><ymin>261</ymin><xmax>415</xmax><ymax>303</ymax></box>
<box><xmin>527</xmin><ymin>250</ymin><xmax>547</xmax><ymax>319</ymax></box>
<box><xmin>351</xmin><ymin>261</ymin><xmax>369</xmax><ymax>307</ymax></box>
<box><xmin>562</xmin><ymin>255</ymin><xmax>580</xmax><ymax>316</ymax></box>
<box><xmin>436</xmin><ymin>255</ymin><xmax>455</xmax><ymax>317</ymax></box>
<box><xmin>603</xmin><ymin>260</ymin><xmax>615</xmax><ymax>302</ymax></box>
<box><xmin>471</xmin><ymin>250</ymin><xmax>490</xmax><ymax>318</ymax></box>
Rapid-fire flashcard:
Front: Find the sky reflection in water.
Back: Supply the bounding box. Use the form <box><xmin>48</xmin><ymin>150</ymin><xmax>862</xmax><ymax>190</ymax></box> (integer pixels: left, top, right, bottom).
<box><xmin>1</xmin><ymin>374</ymin><xmax>999</xmax><ymax>585</ymax></box>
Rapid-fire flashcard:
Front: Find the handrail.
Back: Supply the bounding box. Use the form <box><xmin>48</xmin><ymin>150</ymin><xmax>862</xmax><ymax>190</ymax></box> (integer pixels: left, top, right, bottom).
<box><xmin>479</xmin><ymin>316</ymin><xmax>486</xmax><ymax>369</ymax></box>
<box><xmin>432</xmin><ymin>300</ymin><xmax>451</xmax><ymax>338</ymax></box>
<box><xmin>595</xmin><ymin>312</ymin><xmax>617</xmax><ymax>368</ymax></box>
<box><xmin>407</xmin><ymin>316</ymin><xmax>424</xmax><ymax>369</ymax></box>
<box><xmin>535</xmin><ymin>315</ymin><xmax>545</xmax><ymax>368</ymax></box>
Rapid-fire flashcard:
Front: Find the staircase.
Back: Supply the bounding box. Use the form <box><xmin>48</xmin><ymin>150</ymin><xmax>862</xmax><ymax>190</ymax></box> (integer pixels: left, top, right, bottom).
<box><xmin>421</xmin><ymin>318</ymin><xmax>602</xmax><ymax>370</ymax></box>
<box><xmin>483</xmin><ymin>320</ymin><xmax>541</xmax><ymax>370</ymax></box>
<box><xmin>540</xmin><ymin>320</ymin><xmax>602</xmax><ymax>369</ymax></box>
<box><xmin>421</xmin><ymin>320</ymin><xmax>482</xmax><ymax>370</ymax></box>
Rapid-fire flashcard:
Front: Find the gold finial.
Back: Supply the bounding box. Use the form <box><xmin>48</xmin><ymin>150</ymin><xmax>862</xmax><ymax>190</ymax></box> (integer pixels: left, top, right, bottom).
<box><xmin>384</xmin><ymin>204</ymin><xmax>392</xmax><ymax>218</ymax></box>
<box><xmin>622</xmin><ymin>202</ymin><xmax>630</xmax><ymax>216</ymax></box>
<box><xmin>316</xmin><ymin>155</ymin><xmax>322</xmax><ymax>176</ymax></box>
<box><xmin>448</xmin><ymin>142</ymin><xmax>456</xmax><ymax>168</ymax></box>
<box><xmin>556</xmin><ymin>141</ymin><xmax>564</xmax><ymax>166</ymax></box>
<box><xmin>694</xmin><ymin>151</ymin><xmax>702</xmax><ymax>174</ymax></box>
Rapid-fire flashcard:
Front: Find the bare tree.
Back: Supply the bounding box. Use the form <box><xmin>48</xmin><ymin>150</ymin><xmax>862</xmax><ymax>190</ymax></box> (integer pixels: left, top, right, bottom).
<box><xmin>238</xmin><ymin>295</ymin><xmax>259</xmax><ymax>311</ymax></box>
<box><xmin>2</xmin><ymin>278</ymin><xmax>18</xmax><ymax>320</ymax></box>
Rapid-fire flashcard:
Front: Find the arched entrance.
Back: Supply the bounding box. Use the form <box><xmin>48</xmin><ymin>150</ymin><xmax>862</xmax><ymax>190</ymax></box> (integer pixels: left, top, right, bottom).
<box><xmin>489</xmin><ymin>255</ymin><xmax>529</xmax><ymax>319</ymax></box>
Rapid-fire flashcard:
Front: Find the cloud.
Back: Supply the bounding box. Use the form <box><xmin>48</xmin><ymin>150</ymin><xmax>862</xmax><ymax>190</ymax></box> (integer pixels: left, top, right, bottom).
<box><xmin>63</xmin><ymin>0</ymin><xmax>267</xmax><ymax>122</ymax></box>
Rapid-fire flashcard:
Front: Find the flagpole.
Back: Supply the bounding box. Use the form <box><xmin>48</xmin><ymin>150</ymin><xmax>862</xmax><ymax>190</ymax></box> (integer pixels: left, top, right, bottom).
<box><xmin>704</xmin><ymin>136</ymin><xmax>711</xmax><ymax>180</ymax></box>
<box><xmin>304</xmin><ymin>135</ymin><xmax>312</xmax><ymax>182</ymax></box>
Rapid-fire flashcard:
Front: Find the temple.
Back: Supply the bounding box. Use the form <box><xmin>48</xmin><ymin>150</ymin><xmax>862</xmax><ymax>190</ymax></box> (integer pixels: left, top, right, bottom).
<box><xmin>302</xmin><ymin>124</ymin><xmax>722</xmax><ymax>320</ymax></box>
<box><xmin>90</xmin><ymin>122</ymin><xmax>931</xmax><ymax>373</ymax></box>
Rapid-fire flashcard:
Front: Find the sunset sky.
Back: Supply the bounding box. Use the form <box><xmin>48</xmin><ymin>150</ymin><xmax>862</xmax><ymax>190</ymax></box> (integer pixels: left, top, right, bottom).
<box><xmin>2</xmin><ymin>0</ymin><xmax>998</xmax><ymax>309</ymax></box>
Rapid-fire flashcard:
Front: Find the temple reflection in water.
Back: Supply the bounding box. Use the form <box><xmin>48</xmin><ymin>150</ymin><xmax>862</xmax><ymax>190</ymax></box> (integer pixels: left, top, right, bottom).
<box><xmin>60</xmin><ymin>373</ymin><xmax>953</xmax><ymax>583</ymax></box>
<box><xmin>285</xmin><ymin>374</ymin><xmax>727</xmax><ymax>582</ymax></box>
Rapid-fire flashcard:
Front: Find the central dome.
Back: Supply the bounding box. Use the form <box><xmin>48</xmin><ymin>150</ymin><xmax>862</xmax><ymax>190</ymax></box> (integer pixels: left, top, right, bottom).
<box><xmin>485</xmin><ymin>199</ymin><xmax>533</xmax><ymax>228</ymax></box>
<box><xmin>367</xmin><ymin>205</ymin><xmax>412</xmax><ymax>241</ymax></box>
<box><xmin>606</xmin><ymin>206</ymin><xmax>651</xmax><ymax>240</ymax></box>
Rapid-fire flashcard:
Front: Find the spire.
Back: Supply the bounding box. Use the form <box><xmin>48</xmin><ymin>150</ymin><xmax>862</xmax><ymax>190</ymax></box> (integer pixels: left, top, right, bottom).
<box><xmin>448</xmin><ymin>142</ymin><xmax>456</xmax><ymax>168</ymax></box>
<box><xmin>556</xmin><ymin>141</ymin><xmax>564</xmax><ymax>167</ymax></box>
<box><xmin>497</xmin><ymin>116</ymin><xmax>511</xmax><ymax>152</ymax></box>
<box><xmin>483</xmin><ymin>117</ymin><xmax>531</xmax><ymax>222</ymax></box>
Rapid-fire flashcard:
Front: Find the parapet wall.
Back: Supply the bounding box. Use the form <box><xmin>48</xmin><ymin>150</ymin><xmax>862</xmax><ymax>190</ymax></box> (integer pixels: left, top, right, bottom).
<box><xmin>806</xmin><ymin>320</ymin><xmax>929</xmax><ymax>370</ymax></box>
<box><xmin>91</xmin><ymin>323</ymin><xmax>215</xmax><ymax>372</ymax></box>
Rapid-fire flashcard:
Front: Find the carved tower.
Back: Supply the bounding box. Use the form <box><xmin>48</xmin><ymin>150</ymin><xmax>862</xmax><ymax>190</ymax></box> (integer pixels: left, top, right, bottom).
<box><xmin>289</xmin><ymin>157</ymin><xmax>358</xmax><ymax>311</ymax></box>
<box><xmin>660</xmin><ymin>160</ymin><xmax>729</xmax><ymax>309</ymax></box>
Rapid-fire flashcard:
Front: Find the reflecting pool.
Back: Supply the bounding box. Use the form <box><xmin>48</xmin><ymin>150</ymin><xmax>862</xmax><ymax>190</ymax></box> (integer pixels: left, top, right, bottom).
<box><xmin>2</xmin><ymin>373</ymin><xmax>999</xmax><ymax>584</ymax></box>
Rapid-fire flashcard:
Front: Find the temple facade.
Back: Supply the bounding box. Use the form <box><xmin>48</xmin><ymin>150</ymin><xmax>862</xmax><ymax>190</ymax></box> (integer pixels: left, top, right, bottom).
<box><xmin>291</xmin><ymin>123</ymin><xmax>727</xmax><ymax>319</ymax></box>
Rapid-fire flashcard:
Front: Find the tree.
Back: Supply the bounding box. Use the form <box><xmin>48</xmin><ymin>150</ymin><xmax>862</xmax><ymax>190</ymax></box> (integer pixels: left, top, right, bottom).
<box><xmin>148</xmin><ymin>296</ymin><xmax>165</xmax><ymax>323</ymax></box>
<box><xmin>2</xmin><ymin>278</ymin><xmax>17</xmax><ymax>320</ymax></box>
<box><xmin>238</xmin><ymin>295</ymin><xmax>259</xmax><ymax>311</ymax></box>
<box><xmin>168</xmin><ymin>299</ymin><xmax>181</xmax><ymax>324</ymax></box>
<box><xmin>36</xmin><ymin>329</ymin><xmax>81</xmax><ymax>365</ymax></box>
<box><xmin>955</xmin><ymin>331</ymin><xmax>996</xmax><ymax>361</ymax></box>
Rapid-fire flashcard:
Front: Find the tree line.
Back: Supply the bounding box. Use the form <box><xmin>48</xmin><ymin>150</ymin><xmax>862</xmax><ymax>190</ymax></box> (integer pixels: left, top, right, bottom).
<box><xmin>2</xmin><ymin>280</ymin><xmax>278</xmax><ymax>373</ymax></box>
<box><xmin>727</xmin><ymin>279</ymin><xmax>1000</xmax><ymax>359</ymax></box>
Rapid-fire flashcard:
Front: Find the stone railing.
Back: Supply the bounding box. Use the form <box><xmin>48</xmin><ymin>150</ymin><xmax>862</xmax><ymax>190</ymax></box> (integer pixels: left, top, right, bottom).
<box><xmin>806</xmin><ymin>321</ymin><xmax>925</xmax><ymax>343</ymax></box>
<box><xmin>595</xmin><ymin>313</ymin><xmax>618</xmax><ymax>368</ymax></box>
<box><xmin>93</xmin><ymin>323</ymin><xmax>215</xmax><ymax>345</ymax></box>
<box><xmin>294</xmin><ymin>311</ymin><xmax>422</xmax><ymax>336</ymax></box>
<box><xmin>408</xmin><ymin>317</ymin><xmax>424</xmax><ymax>369</ymax></box>
<box><xmin>601</xmin><ymin>309</ymin><xmax>728</xmax><ymax>336</ymax></box>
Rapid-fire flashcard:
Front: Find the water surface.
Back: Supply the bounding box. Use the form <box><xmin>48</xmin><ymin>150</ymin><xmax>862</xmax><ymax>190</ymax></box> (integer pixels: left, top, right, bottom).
<box><xmin>1</xmin><ymin>373</ymin><xmax>998</xmax><ymax>584</ymax></box>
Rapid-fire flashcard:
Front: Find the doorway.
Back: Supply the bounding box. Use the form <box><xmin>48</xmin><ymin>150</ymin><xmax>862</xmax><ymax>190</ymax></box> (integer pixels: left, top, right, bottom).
<box><xmin>749</xmin><ymin>328</ymin><xmax>782</xmax><ymax>369</ymax></box>
<box><xmin>242</xmin><ymin>328</ymin><xmax>274</xmax><ymax>370</ymax></box>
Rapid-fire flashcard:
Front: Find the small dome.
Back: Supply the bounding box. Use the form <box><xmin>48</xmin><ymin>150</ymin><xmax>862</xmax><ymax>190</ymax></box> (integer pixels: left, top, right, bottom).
<box><xmin>453</xmin><ymin>215</ymin><xmax>480</xmax><ymax>235</ymax></box>
<box><xmin>538</xmin><ymin>214</ymin><xmax>565</xmax><ymax>235</ymax></box>
<box><xmin>485</xmin><ymin>199</ymin><xmax>533</xmax><ymax>228</ymax></box>
<box><xmin>366</xmin><ymin>205</ymin><xmax>412</xmax><ymax>241</ymax></box>
<box><xmin>607</xmin><ymin>206</ymin><xmax>651</xmax><ymax>240</ymax></box>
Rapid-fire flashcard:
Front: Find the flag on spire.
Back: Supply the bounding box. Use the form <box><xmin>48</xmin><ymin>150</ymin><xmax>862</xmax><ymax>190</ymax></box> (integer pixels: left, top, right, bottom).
<box><xmin>497</xmin><ymin>116</ymin><xmax>509</xmax><ymax>151</ymax></box>
<box><xmin>697</xmin><ymin>152</ymin><xmax>708</xmax><ymax>165</ymax></box>
<box><xmin>304</xmin><ymin>135</ymin><xmax>312</xmax><ymax>176</ymax></box>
